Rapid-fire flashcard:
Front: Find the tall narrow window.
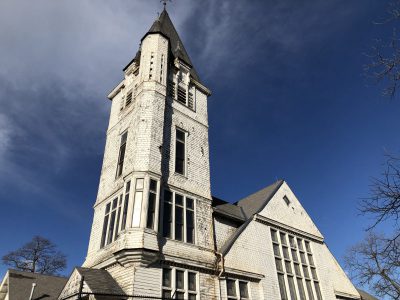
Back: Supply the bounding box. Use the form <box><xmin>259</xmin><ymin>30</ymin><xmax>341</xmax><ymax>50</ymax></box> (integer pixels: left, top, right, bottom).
<box><xmin>175</xmin><ymin>129</ymin><xmax>185</xmax><ymax>175</ymax></box>
<box><xmin>186</xmin><ymin>198</ymin><xmax>195</xmax><ymax>244</ymax></box>
<box><xmin>162</xmin><ymin>268</ymin><xmax>172</xmax><ymax>299</ymax></box>
<box><xmin>278</xmin><ymin>273</ymin><xmax>288</xmax><ymax>300</ymax></box>
<box><xmin>100</xmin><ymin>203</ymin><xmax>111</xmax><ymax>248</ymax></box>
<box><xmin>132</xmin><ymin>178</ymin><xmax>144</xmax><ymax>227</ymax></box>
<box><xmin>107</xmin><ymin>198</ymin><xmax>118</xmax><ymax>245</ymax></box>
<box><xmin>114</xmin><ymin>195</ymin><xmax>123</xmax><ymax>240</ymax></box>
<box><xmin>227</xmin><ymin>279</ymin><xmax>237</xmax><ymax>299</ymax></box>
<box><xmin>146</xmin><ymin>179</ymin><xmax>158</xmax><ymax>229</ymax></box>
<box><xmin>116</xmin><ymin>132</ymin><xmax>128</xmax><ymax>177</ymax></box>
<box><xmin>163</xmin><ymin>190</ymin><xmax>173</xmax><ymax>238</ymax></box>
<box><xmin>175</xmin><ymin>194</ymin><xmax>184</xmax><ymax>241</ymax></box>
<box><xmin>121</xmin><ymin>180</ymin><xmax>130</xmax><ymax>230</ymax></box>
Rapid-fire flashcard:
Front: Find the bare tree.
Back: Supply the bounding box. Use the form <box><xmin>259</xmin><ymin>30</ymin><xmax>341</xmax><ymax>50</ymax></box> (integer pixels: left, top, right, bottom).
<box><xmin>345</xmin><ymin>232</ymin><xmax>400</xmax><ymax>299</ymax></box>
<box><xmin>360</xmin><ymin>154</ymin><xmax>400</xmax><ymax>229</ymax></box>
<box><xmin>365</xmin><ymin>0</ymin><xmax>400</xmax><ymax>98</ymax></box>
<box><xmin>345</xmin><ymin>155</ymin><xmax>400</xmax><ymax>298</ymax></box>
<box><xmin>2</xmin><ymin>236</ymin><xmax>67</xmax><ymax>275</ymax></box>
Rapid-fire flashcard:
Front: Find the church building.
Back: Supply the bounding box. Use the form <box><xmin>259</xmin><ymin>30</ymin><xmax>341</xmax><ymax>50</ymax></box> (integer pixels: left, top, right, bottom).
<box><xmin>59</xmin><ymin>6</ymin><xmax>370</xmax><ymax>300</ymax></box>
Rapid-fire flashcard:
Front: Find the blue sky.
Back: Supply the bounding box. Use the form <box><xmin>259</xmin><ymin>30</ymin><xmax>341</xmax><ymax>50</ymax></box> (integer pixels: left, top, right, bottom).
<box><xmin>0</xmin><ymin>0</ymin><xmax>399</xmax><ymax>290</ymax></box>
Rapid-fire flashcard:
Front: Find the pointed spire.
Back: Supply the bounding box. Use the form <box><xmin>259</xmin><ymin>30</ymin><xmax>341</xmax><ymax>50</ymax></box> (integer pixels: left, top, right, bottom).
<box><xmin>143</xmin><ymin>8</ymin><xmax>201</xmax><ymax>82</ymax></box>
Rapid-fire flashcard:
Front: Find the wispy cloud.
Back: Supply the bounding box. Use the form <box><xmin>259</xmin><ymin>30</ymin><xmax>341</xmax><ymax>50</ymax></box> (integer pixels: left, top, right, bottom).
<box><xmin>182</xmin><ymin>0</ymin><xmax>359</xmax><ymax>80</ymax></box>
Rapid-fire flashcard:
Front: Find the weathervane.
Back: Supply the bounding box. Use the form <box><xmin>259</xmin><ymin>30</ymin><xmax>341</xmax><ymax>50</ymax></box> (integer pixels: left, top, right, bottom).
<box><xmin>160</xmin><ymin>0</ymin><xmax>172</xmax><ymax>9</ymax></box>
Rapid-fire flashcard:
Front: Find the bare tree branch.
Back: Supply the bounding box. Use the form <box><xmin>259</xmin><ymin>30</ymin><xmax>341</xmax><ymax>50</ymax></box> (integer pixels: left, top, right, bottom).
<box><xmin>1</xmin><ymin>236</ymin><xmax>67</xmax><ymax>275</ymax></box>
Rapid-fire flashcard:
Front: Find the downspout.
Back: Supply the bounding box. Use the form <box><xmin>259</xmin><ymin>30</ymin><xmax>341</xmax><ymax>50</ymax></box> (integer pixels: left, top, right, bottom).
<box><xmin>29</xmin><ymin>283</ymin><xmax>36</xmax><ymax>300</ymax></box>
<box><xmin>215</xmin><ymin>251</ymin><xmax>225</xmax><ymax>300</ymax></box>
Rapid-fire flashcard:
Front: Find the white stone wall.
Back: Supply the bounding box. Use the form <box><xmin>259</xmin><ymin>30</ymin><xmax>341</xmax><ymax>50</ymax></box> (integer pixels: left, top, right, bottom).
<box><xmin>220</xmin><ymin>182</ymin><xmax>360</xmax><ymax>300</ymax></box>
<box><xmin>213</xmin><ymin>216</ymin><xmax>240</xmax><ymax>250</ymax></box>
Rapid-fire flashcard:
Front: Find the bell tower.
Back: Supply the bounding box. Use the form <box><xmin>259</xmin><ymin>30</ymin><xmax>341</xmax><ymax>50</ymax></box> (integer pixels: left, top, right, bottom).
<box><xmin>83</xmin><ymin>7</ymin><xmax>216</xmax><ymax>297</ymax></box>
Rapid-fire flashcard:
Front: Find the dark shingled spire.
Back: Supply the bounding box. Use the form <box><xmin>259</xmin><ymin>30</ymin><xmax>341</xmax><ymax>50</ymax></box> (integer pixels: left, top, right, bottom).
<box><xmin>143</xmin><ymin>9</ymin><xmax>201</xmax><ymax>82</ymax></box>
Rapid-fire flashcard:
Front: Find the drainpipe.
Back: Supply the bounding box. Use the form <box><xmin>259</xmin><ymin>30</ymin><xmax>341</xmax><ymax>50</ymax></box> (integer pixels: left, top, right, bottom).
<box><xmin>29</xmin><ymin>283</ymin><xmax>36</xmax><ymax>300</ymax></box>
<box><xmin>215</xmin><ymin>251</ymin><xmax>225</xmax><ymax>300</ymax></box>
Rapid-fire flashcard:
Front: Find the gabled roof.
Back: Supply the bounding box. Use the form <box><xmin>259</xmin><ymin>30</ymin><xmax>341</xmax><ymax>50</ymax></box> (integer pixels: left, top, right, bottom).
<box><xmin>236</xmin><ymin>180</ymin><xmax>284</xmax><ymax>219</ymax></box>
<box><xmin>0</xmin><ymin>269</ymin><xmax>67</xmax><ymax>300</ymax></box>
<box><xmin>216</xmin><ymin>180</ymin><xmax>285</xmax><ymax>255</ymax></box>
<box><xmin>76</xmin><ymin>267</ymin><xmax>124</xmax><ymax>295</ymax></box>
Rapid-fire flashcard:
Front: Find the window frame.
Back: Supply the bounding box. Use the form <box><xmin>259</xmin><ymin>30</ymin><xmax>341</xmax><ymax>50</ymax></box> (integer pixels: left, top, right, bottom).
<box><xmin>161</xmin><ymin>267</ymin><xmax>199</xmax><ymax>299</ymax></box>
<box><xmin>226</xmin><ymin>278</ymin><xmax>250</xmax><ymax>300</ymax></box>
<box><xmin>161</xmin><ymin>189</ymin><xmax>196</xmax><ymax>244</ymax></box>
<box><xmin>146</xmin><ymin>178</ymin><xmax>159</xmax><ymax>230</ymax></box>
<box><xmin>271</xmin><ymin>228</ymin><xmax>321</xmax><ymax>300</ymax></box>
<box><xmin>174</xmin><ymin>127</ymin><xmax>187</xmax><ymax>176</ymax></box>
<box><xmin>116</xmin><ymin>131</ymin><xmax>128</xmax><ymax>178</ymax></box>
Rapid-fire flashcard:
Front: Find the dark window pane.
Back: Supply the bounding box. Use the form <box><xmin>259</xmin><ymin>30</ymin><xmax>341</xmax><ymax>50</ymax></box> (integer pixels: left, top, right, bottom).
<box><xmin>297</xmin><ymin>239</ymin><xmax>304</xmax><ymax>251</ymax></box>
<box><xmin>280</xmin><ymin>233</ymin><xmax>287</xmax><ymax>245</ymax></box>
<box><xmin>287</xmin><ymin>276</ymin><xmax>298</xmax><ymax>300</ymax></box>
<box><xmin>121</xmin><ymin>132</ymin><xmax>128</xmax><ymax>144</ymax></box>
<box><xmin>176</xmin><ymin>270</ymin><xmax>184</xmax><ymax>289</ymax></box>
<box><xmin>105</xmin><ymin>203</ymin><xmax>111</xmax><ymax>214</ymax></box>
<box><xmin>294</xmin><ymin>263</ymin><xmax>301</xmax><ymax>276</ymax></box>
<box><xmin>176</xmin><ymin>292</ymin><xmax>185</xmax><ymax>299</ymax></box>
<box><xmin>311</xmin><ymin>267</ymin><xmax>318</xmax><ymax>280</ymax></box>
<box><xmin>107</xmin><ymin>211</ymin><xmax>116</xmax><ymax>245</ymax></box>
<box><xmin>176</xmin><ymin>129</ymin><xmax>185</xmax><ymax>141</ymax></box>
<box><xmin>305</xmin><ymin>241</ymin><xmax>311</xmax><ymax>253</ymax></box>
<box><xmin>285</xmin><ymin>260</ymin><xmax>292</xmax><ymax>274</ymax></box>
<box><xmin>239</xmin><ymin>281</ymin><xmax>249</xmax><ymax>298</ymax></box>
<box><xmin>175</xmin><ymin>194</ymin><xmax>183</xmax><ymax>206</ymax></box>
<box><xmin>186</xmin><ymin>210</ymin><xmax>195</xmax><ymax>244</ymax></box>
<box><xmin>273</xmin><ymin>243</ymin><xmax>281</xmax><ymax>257</ymax></box>
<box><xmin>175</xmin><ymin>140</ymin><xmax>185</xmax><ymax>174</ymax></box>
<box><xmin>126</xmin><ymin>180</ymin><xmax>131</xmax><ymax>193</ymax></box>
<box><xmin>162</xmin><ymin>268</ymin><xmax>171</xmax><ymax>287</ymax></box>
<box><xmin>306</xmin><ymin>280</ymin><xmax>315</xmax><ymax>300</ymax></box>
<box><xmin>283</xmin><ymin>247</ymin><xmax>290</xmax><ymax>259</ymax></box>
<box><xmin>289</xmin><ymin>236</ymin><xmax>296</xmax><ymax>248</ymax></box>
<box><xmin>275</xmin><ymin>258</ymin><xmax>283</xmax><ymax>272</ymax></box>
<box><xmin>227</xmin><ymin>279</ymin><xmax>236</xmax><ymax>297</ymax></box>
<box><xmin>163</xmin><ymin>203</ymin><xmax>172</xmax><ymax>238</ymax></box>
<box><xmin>188</xmin><ymin>272</ymin><xmax>196</xmax><ymax>291</ymax></box>
<box><xmin>303</xmin><ymin>266</ymin><xmax>310</xmax><ymax>279</ymax></box>
<box><xmin>188</xmin><ymin>294</ymin><xmax>197</xmax><ymax>300</ymax></box>
<box><xmin>297</xmin><ymin>278</ymin><xmax>306</xmax><ymax>300</ymax></box>
<box><xmin>186</xmin><ymin>197</ymin><xmax>194</xmax><ymax>209</ymax></box>
<box><xmin>314</xmin><ymin>281</ymin><xmax>323</xmax><ymax>300</ymax></box>
<box><xmin>146</xmin><ymin>193</ymin><xmax>156</xmax><ymax>229</ymax></box>
<box><xmin>162</xmin><ymin>290</ymin><xmax>171</xmax><ymax>299</ymax></box>
<box><xmin>292</xmin><ymin>249</ymin><xmax>299</xmax><ymax>262</ymax></box>
<box><xmin>121</xmin><ymin>193</ymin><xmax>129</xmax><ymax>230</ymax></box>
<box><xmin>164</xmin><ymin>190</ymin><xmax>172</xmax><ymax>203</ymax></box>
<box><xmin>271</xmin><ymin>229</ymin><xmax>278</xmax><ymax>242</ymax></box>
<box><xmin>175</xmin><ymin>206</ymin><xmax>184</xmax><ymax>241</ymax></box>
<box><xmin>114</xmin><ymin>206</ymin><xmax>121</xmax><ymax>240</ymax></box>
<box><xmin>308</xmin><ymin>254</ymin><xmax>314</xmax><ymax>266</ymax></box>
<box><xmin>112</xmin><ymin>198</ymin><xmax>118</xmax><ymax>209</ymax></box>
<box><xmin>116</xmin><ymin>143</ymin><xmax>126</xmax><ymax>177</ymax></box>
<box><xmin>300</xmin><ymin>252</ymin><xmax>307</xmax><ymax>264</ymax></box>
<box><xmin>100</xmin><ymin>214</ymin><xmax>109</xmax><ymax>248</ymax></box>
<box><xmin>150</xmin><ymin>179</ymin><xmax>157</xmax><ymax>192</ymax></box>
<box><xmin>278</xmin><ymin>273</ymin><xmax>288</xmax><ymax>300</ymax></box>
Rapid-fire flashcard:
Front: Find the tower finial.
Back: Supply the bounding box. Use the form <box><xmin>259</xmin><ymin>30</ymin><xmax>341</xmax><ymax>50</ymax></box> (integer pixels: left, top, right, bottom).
<box><xmin>160</xmin><ymin>0</ymin><xmax>171</xmax><ymax>10</ymax></box>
